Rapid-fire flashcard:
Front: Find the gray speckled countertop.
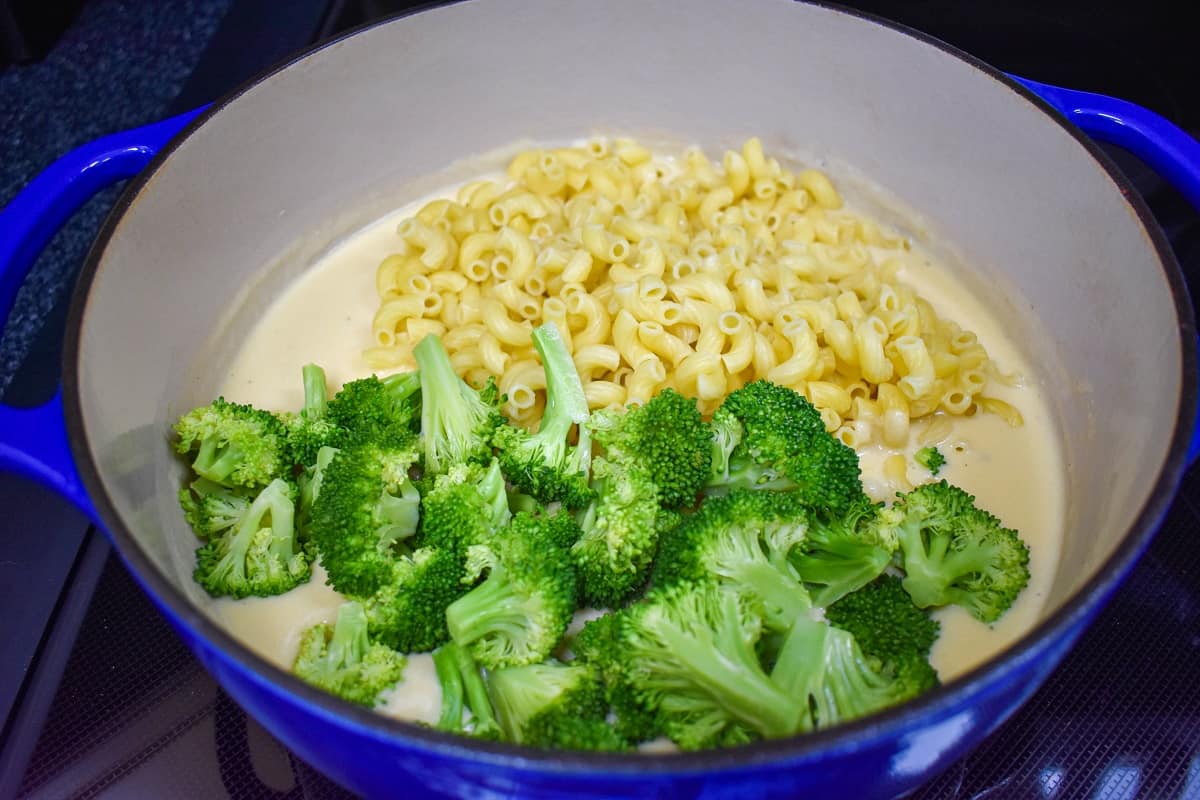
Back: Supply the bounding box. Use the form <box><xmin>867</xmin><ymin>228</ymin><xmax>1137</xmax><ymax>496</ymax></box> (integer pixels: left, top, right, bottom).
<box><xmin>0</xmin><ymin>0</ymin><xmax>233</xmax><ymax>397</ymax></box>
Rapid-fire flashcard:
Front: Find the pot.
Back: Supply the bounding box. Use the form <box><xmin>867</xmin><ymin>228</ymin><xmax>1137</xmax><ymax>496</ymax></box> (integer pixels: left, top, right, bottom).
<box><xmin>2</xmin><ymin>1</ymin><xmax>1199</xmax><ymax>797</ymax></box>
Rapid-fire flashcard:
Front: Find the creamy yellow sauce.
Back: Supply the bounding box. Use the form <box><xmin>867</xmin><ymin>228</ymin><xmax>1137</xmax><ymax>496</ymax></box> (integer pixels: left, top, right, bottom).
<box><xmin>211</xmin><ymin>186</ymin><xmax>1064</xmax><ymax>726</ymax></box>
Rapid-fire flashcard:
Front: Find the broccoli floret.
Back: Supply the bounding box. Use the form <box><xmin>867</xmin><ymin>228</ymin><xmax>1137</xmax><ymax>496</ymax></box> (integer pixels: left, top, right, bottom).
<box><xmin>892</xmin><ymin>480</ymin><xmax>1030</xmax><ymax>623</ymax></box>
<box><xmin>571</xmin><ymin>458</ymin><xmax>665</xmax><ymax>608</ymax></box>
<box><xmin>788</xmin><ymin>497</ymin><xmax>900</xmax><ymax>607</ymax></box>
<box><xmin>193</xmin><ymin>478</ymin><xmax>310</xmax><ymax>598</ymax></box>
<box><xmin>588</xmin><ymin>388</ymin><xmax>711</xmax><ymax>509</ymax></box>
<box><xmin>414</xmin><ymin>334</ymin><xmax>504</xmax><ymax>474</ymax></box>
<box><xmin>770</xmin><ymin>613</ymin><xmax>910</xmax><ymax>731</ymax></box>
<box><xmin>620</xmin><ymin>583</ymin><xmax>804</xmax><ymax>749</ymax></box>
<box><xmin>280</xmin><ymin>364</ymin><xmax>344</xmax><ymax>467</ymax></box>
<box><xmin>487</xmin><ymin>660</ymin><xmax>624</xmax><ymax>750</ymax></box>
<box><xmin>179</xmin><ymin>477</ymin><xmax>251</xmax><ymax>540</ymax></box>
<box><xmin>293</xmin><ymin>601</ymin><xmax>406</xmax><ymax>707</ymax></box>
<box><xmin>310</xmin><ymin>434</ymin><xmax>422</xmax><ymax>596</ymax></box>
<box><xmin>492</xmin><ymin>323</ymin><xmax>594</xmax><ymax>509</ymax></box>
<box><xmin>444</xmin><ymin>512</ymin><xmax>578</xmax><ymax>669</ymax></box>
<box><xmin>296</xmin><ymin>445</ymin><xmax>338</xmax><ymax>542</ymax></box>
<box><xmin>418</xmin><ymin>459</ymin><xmax>511</xmax><ymax>552</ymax></box>
<box><xmin>825</xmin><ymin>575</ymin><xmax>940</xmax><ymax>696</ymax></box>
<box><xmin>364</xmin><ymin>546</ymin><xmax>468</xmax><ymax>653</ymax></box>
<box><xmin>433</xmin><ymin>641</ymin><xmax>501</xmax><ymax>739</ymax></box>
<box><xmin>573</xmin><ymin>613</ymin><xmax>663</xmax><ymax>745</ymax></box>
<box><xmin>705</xmin><ymin>381</ymin><xmax>862</xmax><ymax>514</ymax></box>
<box><xmin>653</xmin><ymin>489</ymin><xmax>811</xmax><ymax>633</ymax></box>
<box><xmin>174</xmin><ymin>398</ymin><xmax>289</xmax><ymax>489</ymax></box>
<box><xmin>539</xmin><ymin>507</ymin><xmax>585</xmax><ymax>550</ymax></box>
<box><xmin>325</xmin><ymin>370</ymin><xmax>422</xmax><ymax>442</ymax></box>
<box><xmin>914</xmin><ymin>446</ymin><xmax>947</xmax><ymax>476</ymax></box>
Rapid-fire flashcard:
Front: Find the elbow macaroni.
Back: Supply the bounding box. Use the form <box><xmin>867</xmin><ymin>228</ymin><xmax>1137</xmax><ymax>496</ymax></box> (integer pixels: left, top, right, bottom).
<box><xmin>367</xmin><ymin>136</ymin><xmax>1017</xmax><ymax>435</ymax></box>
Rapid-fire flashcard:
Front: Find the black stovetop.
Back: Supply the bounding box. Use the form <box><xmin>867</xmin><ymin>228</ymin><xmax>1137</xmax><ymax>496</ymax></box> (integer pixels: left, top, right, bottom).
<box><xmin>2</xmin><ymin>2</ymin><xmax>1198</xmax><ymax>798</ymax></box>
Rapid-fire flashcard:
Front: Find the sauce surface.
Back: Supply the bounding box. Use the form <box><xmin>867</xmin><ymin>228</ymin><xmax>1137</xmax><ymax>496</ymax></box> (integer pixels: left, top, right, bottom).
<box><xmin>212</xmin><ymin>190</ymin><xmax>1065</xmax><ymax>726</ymax></box>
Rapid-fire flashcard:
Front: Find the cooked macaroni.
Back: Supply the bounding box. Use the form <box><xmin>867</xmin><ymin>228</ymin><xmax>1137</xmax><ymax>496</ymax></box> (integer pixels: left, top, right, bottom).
<box><xmin>366</xmin><ymin>137</ymin><xmax>1019</xmax><ymax>446</ymax></box>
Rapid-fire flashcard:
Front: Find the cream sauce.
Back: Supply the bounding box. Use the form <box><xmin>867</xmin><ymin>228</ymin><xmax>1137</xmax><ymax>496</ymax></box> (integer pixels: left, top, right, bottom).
<box><xmin>212</xmin><ymin>183</ymin><xmax>1064</xmax><ymax>723</ymax></box>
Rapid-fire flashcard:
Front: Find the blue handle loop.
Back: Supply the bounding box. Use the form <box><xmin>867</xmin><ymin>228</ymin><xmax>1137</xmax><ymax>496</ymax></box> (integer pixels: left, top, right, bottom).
<box><xmin>0</xmin><ymin>108</ymin><xmax>204</xmax><ymax>520</ymax></box>
<box><xmin>1015</xmin><ymin>76</ymin><xmax>1200</xmax><ymax>467</ymax></box>
<box><xmin>1015</xmin><ymin>77</ymin><xmax>1200</xmax><ymax>212</ymax></box>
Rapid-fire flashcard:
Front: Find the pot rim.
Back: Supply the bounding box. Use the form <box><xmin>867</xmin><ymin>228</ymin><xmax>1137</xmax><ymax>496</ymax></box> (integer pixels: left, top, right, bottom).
<box><xmin>61</xmin><ymin>0</ymin><xmax>1197</xmax><ymax>776</ymax></box>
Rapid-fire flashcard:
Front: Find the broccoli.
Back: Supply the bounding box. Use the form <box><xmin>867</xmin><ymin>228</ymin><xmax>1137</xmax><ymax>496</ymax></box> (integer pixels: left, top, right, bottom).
<box><xmin>914</xmin><ymin>446</ymin><xmax>947</xmax><ymax>476</ymax></box>
<box><xmin>892</xmin><ymin>480</ymin><xmax>1030</xmax><ymax>623</ymax></box>
<box><xmin>325</xmin><ymin>370</ymin><xmax>422</xmax><ymax>441</ymax></box>
<box><xmin>414</xmin><ymin>334</ymin><xmax>504</xmax><ymax>474</ymax></box>
<box><xmin>706</xmin><ymin>381</ymin><xmax>863</xmax><ymax>514</ymax></box>
<box><xmin>433</xmin><ymin>643</ymin><xmax>464</xmax><ymax>731</ymax></box>
<box><xmin>487</xmin><ymin>660</ymin><xmax>625</xmax><ymax>750</ymax></box>
<box><xmin>296</xmin><ymin>445</ymin><xmax>338</xmax><ymax>541</ymax></box>
<box><xmin>769</xmin><ymin>613</ymin><xmax>910</xmax><ymax>732</ymax></box>
<box><xmin>280</xmin><ymin>364</ymin><xmax>343</xmax><ymax>467</ymax></box>
<box><xmin>293</xmin><ymin>601</ymin><xmax>406</xmax><ymax>707</ymax></box>
<box><xmin>653</xmin><ymin>489</ymin><xmax>811</xmax><ymax>633</ymax></box>
<box><xmin>309</xmin><ymin>434</ymin><xmax>422</xmax><ymax>596</ymax></box>
<box><xmin>506</xmin><ymin>490</ymin><xmax>542</xmax><ymax>516</ymax></box>
<box><xmin>179</xmin><ymin>477</ymin><xmax>251</xmax><ymax>540</ymax></box>
<box><xmin>444</xmin><ymin>512</ymin><xmax>578</xmax><ymax>669</ymax></box>
<box><xmin>571</xmin><ymin>458</ymin><xmax>665</xmax><ymax>608</ymax></box>
<box><xmin>492</xmin><ymin>323</ymin><xmax>594</xmax><ymax>509</ymax></box>
<box><xmin>787</xmin><ymin>497</ymin><xmax>900</xmax><ymax>607</ymax></box>
<box><xmin>825</xmin><ymin>575</ymin><xmax>940</xmax><ymax>696</ymax></box>
<box><xmin>417</xmin><ymin>458</ymin><xmax>511</xmax><ymax>552</ymax></box>
<box><xmin>587</xmin><ymin>388</ymin><xmax>711</xmax><ymax>509</ymax></box>
<box><xmin>193</xmin><ymin>478</ymin><xmax>310</xmax><ymax>598</ymax></box>
<box><xmin>620</xmin><ymin>583</ymin><xmax>804</xmax><ymax>749</ymax></box>
<box><xmin>539</xmin><ymin>507</ymin><xmax>586</xmax><ymax>550</ymax></box>
<box><xmin>174</xmin><ymin>397</ymin><xmax>289</xmax><ymax>489</ymax></box>
<box><xmin>432</xmin><ymin>641</ymin><xmax>500</xmax><ymax>739</ymax></box>
<box><xmin>572</xmin><ymin>613</ymin><xmax>663</xmax><ymax>745</ymax></box>
<box><xmin>364</xmin><ymin>545</ymin><xmax>469</xmax><ymax>653</ymax></box>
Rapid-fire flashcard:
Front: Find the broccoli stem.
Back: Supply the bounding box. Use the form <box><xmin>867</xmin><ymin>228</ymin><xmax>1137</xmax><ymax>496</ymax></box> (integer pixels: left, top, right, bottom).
<box><xmin>649</xmin><ymin>604</ymin><xmax>801</xmax><ymax>738</ymax></box>
<box><xmin>897</xmin><ymin>525</ymin><xmax>953</xmax><ymax>608</ymax></box>
<box><xmin>300</xmin><ymin>446</ymin><xmax>339</xmax><ymax>519</ymax></box>
<box><xmin>506</xmin><ymin>323</ymin><xmax>591</xmax><ymax>482</ymax></box>
<box><xmin>328</xmin><ymin>601</ymin><xmax>369</xmax><ymax>667</ymax></box>
<box><xmin>445</xmin><ymin>566</ymin><xmax>528</xmax><ymax>648</ymax></box>
<box><xmin>200</xmin><ymin>479</ymin><xmax>292</xmax><ymax>592</ymax></box>
<box><xmin>193</xmin><ymin>437</ymin><xmax>245</xmax><ymax>485</ymax></box>
<box><xmin>727</xmin><ymin>559</ymin><xmax>811</xmax><ymax>632</ymax></box>
<box><xmin>374</xmin><ymin>481</ymin><xmax>421</xmax><ymax>552</ymax></box>
<box><xmin>768</xmin><ymin>614</ymin><xmax>826</xmax><ymax>702</ymax></box>
<box><xmin>906</xmin><ymin>536</ymin><xmax>1002</xmax><ymax>608</ymax></box>
<box><xmin>414</xmin><ymin>335</ymin><xmax>492</xmax><ymax>473</ymax></box>
<box><xmin>382</xmin><ymin>369</ymin><xmax>421</xmax><ymax>402</ymax></box>
<box><xmin>771</xmin><ymin>614</ymin><xmax>900</xmax><ymax>729</ymax></box>
<box><xmin>533</xmin><ymin>322</ymin><xmax>590</xmax><ymax>441</ymax></box>
<box><xmin>301</xmin><ymin>364</ymin><xmax>328</xmax><ymax>417</ymax></box>
<box><xmin>479</xmin><ymin>458</ymin><xmax>512</xmax><ymax>530</ymax></box>
<box><xmin>433</xmin><ymin>645</ymin><xmax>466</xmax><ymax>731</ymax></box>
<box><xmin>454</xmin><ymin>643</ymin><xmax>500</xmax><ymax>736</ymax></box>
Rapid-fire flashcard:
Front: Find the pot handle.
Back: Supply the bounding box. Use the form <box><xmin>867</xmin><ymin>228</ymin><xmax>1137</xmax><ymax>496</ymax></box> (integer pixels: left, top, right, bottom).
<box><xmin>0</xmin><ymin>108</ymin><xmax>205</xmax><ymax>520</ymax></box>
<box><xmin>1014</xmin><ymin>77</ymin><xmax>1200</xmax><ymax>211</ymax></box>
<box><xmin>1016</xmin><ymin>77</ymin><xmax>1200</xmax><ymax>467</ymax></box>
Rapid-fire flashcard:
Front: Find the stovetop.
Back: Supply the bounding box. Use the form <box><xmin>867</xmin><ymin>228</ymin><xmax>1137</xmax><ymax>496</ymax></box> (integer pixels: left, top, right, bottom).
<box><xmin>1</xmin><ymin>2</ymin><xmax>1198</xmax><ymax>798</ymax></box>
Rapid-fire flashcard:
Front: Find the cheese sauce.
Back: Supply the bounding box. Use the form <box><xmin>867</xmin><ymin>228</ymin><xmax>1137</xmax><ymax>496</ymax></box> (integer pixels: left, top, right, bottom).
<box><xmin>211</xmin><ymin>192</ymin><xmax>1064</xmax><ymax>726</ymax></box>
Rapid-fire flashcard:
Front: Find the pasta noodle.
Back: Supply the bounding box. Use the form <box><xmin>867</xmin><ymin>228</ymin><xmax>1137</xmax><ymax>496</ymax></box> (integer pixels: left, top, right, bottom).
<box><xmin>364</xmin><ymin>136</ymin><xmax>1018</xmax><ymax>435</ymax></box>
